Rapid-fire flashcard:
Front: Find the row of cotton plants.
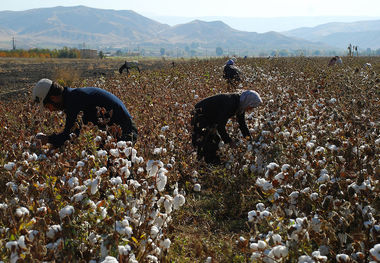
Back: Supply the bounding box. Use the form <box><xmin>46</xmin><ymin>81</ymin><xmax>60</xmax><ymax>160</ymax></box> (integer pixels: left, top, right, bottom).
<box><xmin>1</xmin><ymin>127</ymin><xmax>185</xmax><ymax>262</ymax></box>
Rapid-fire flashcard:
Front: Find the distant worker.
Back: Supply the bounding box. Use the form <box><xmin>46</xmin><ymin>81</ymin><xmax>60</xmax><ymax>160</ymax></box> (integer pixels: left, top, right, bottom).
<box><xmin>32</xmin><ymin>78</ymin><xmax>138</xmax><ymax>148</ymax></box>
<box><xmin>119</xmin><ymin>61</ymin><xmax>140</xmax><ymax>74</ymax></box>
<box><xmin>223</xmin><ymin>57</ymin><xmax>242</xmax><ymax>84</ymax></box>
<box><xmin>328</xmin><ymin>56</ymin><xmax>343</xmax><ymax>66</ymax></box>
<box><xmin>191</xmin><ymin>90</ymin><xmax>262</xmax><ymax>165</ymax></box>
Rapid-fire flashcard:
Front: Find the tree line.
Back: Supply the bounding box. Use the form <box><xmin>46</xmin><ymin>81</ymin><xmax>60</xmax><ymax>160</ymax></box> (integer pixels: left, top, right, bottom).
<box><xmin>0</xmin><ymin>47</ymin><xmax>82</xmax><ymax>58</ymax></box>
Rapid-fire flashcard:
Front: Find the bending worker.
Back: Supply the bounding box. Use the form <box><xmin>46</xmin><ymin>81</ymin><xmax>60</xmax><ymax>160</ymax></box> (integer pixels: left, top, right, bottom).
<box><xmin>32</xmin><ymin>78</ymin><xmax>138</xmax><ymax>148</ymax></box>
<box><xmin>191</xmin><ymin>90</ymin><xmax>262</xmax><ymax>165</ymax></box>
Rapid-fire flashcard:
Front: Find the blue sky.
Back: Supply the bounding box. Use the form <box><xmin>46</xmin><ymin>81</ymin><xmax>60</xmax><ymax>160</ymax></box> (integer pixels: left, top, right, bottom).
<box><xmin>2</xmin><ymin>0</ymin><xmax>380</xmax><ymax>17</ymax></box>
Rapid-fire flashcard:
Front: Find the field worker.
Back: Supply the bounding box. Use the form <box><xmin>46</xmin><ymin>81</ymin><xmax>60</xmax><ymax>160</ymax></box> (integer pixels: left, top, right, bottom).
<box><xmin>191</xmin><ymin>90</ymin><xmax>262</xmax><ymax>165</ymax></box>
<box><xmin>32</xmin><ymin>78</ymin><xmax>138</xmax><ymax>148</ymax></box>
<box><xmin>223</xmin><ymin>57</ymin><xmax>241</xmax><ymax>84</ymax></box>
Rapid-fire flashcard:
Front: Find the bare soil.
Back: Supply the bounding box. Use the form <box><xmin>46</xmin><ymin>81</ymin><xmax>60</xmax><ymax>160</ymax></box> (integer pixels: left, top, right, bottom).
<box><xmin>0</xmin><ymin>57</ymin><xmax>153</xmax><ymax>100</ymax></box>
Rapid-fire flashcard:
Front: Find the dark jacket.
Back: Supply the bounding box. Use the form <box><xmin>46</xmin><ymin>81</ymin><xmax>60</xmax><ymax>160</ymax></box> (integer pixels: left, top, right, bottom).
<box><xmin>193</xmin><ymin>93</ymin><xmax>250</xmax><ymax>143</ymax></box>
<box><xmin>48</xmin><ymin>87</ymin><xmax>137</xmax><ymax>147</ymax></box>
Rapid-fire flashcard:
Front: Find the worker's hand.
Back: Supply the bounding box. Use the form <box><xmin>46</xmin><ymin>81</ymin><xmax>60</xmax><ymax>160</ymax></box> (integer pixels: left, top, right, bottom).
<box><xmin>35</xmin><ymin>133</ymin><xmax>49</xmax><ymax>145</ymax></box>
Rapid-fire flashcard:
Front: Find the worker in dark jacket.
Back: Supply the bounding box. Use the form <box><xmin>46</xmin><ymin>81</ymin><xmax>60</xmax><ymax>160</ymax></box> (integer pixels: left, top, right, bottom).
<box><xmin>223</xmin><ymin>57</ymin><xmax>241</xmax><ymax>84</ymax></box>
<box><xmin>32</xmin><ymin>78</ymin><xmax>138</xmax><ymax>148</ymax></box>
<box><xmin>191</xmin><ymin>90</ymin><xmax>262</xmax><ymax>165</ymax></box>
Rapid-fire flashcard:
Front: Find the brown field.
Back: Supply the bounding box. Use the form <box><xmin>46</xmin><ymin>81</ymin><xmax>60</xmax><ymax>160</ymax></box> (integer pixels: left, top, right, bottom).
<box><xmin>0</xmin><ymin>56</ymin><xmax>379</xmax><ymax>262</ymax></box>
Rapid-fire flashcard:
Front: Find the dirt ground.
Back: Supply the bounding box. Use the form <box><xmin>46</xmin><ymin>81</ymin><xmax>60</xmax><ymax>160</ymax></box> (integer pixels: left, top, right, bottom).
<box><xmin>0</xmin><ymin>57</ymin><xmax>166</xmax><ymax>101</ymax></box>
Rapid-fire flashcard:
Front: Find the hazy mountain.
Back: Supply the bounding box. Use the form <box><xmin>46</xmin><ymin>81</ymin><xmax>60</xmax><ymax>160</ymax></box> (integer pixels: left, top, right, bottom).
<box><xmin>283</xmin><ymin>20</ymin><xmax>380</xmax><ymax>49</ymax></box>
<box><xmin>148</xmin><ymin>15</ymin><xmax>380</xmax><ymax>33</ymax></box>
<box><xmin>0</xmin><ymin>6</ymin><xmax>334</xmax><ymax>53</ymax></box>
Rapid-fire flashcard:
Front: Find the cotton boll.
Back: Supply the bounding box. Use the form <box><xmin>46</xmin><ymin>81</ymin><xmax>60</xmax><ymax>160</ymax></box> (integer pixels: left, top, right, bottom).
<box><xmin>257</xmin><ymin>240</ymin><xmax>266</xmax><ymax>250</ymax></box>
<box><xmin>194</xmin><ymin>183</ymin><xmax>201</xmax><ymax>192</ymax></box>
<box><xmin>173</xmin><ymin>194</ymin><xmax>185</xmax><ymax>209</ymax></box>
<box><xmin>150</xmin><ymin>225</ymin><xmax>159</xmax><ymax>238</ymax></box>
<box><xmin>312</xmin><ymin>250</ymin><xmax>327</xmax><ymax>261</ymax></box>
<box><xmin>271</xmin><ymin>245</ymin><xmax>288</xmax><ymax>258</ymax></box>
<box><xmin>156</xmin><ymin>171</ymin><xmax>167</xmax><ymax>192</ymax></box>
<box><xmin>256</xmin><ymin>203</ymin><xmax>265</xmax><ymax>212</ymax></box>
<box><xmin>298</xmin><ymin>255</ymin><xmax>314</xmax><ymax>263</ymax></box>
<box><xmin>370</xmin><ymin>244</ymin><xmax>380</xmax><ymax>261</ymax></box>
<box><xmin>46</xmin><ymin>225</ymin><xmax>62</xmax><ymax>239</ymax></box>
<box><xmin>59</xmin><ymin>205</ymin><xmax>74</xmax><ymax>219</ymax></box>
<box><xmin>15</xmin><ymin>207</ymin><xmax>29</xmax><ymax>218</ymax></box>
<box><xmin>101</xmin><ymin>256</ymin><xmax>118</xmax><ymax>263</ymax></box>
<box><xmin>336</xmin><ymin>254</ymin><xmax>350</xmax><ymax>262</ymax></box>
<box><xmin>161</xmin><ymin>238</ymin><xmax>171</xmax><ymax>249</ymax></box>
<box><xmin>272</xmin><ymin>234</ymin><xmax>282</xmax><ymax>244</ymax></box>
<box><xmin>248</xmin><ymin>210</ymin><xmax>257</xmax><ymax>222</ymax></box>
<box><xmin>4</xmin><ymin>162</ymin><xmax>16</xmax><ymax>171</ymax></box>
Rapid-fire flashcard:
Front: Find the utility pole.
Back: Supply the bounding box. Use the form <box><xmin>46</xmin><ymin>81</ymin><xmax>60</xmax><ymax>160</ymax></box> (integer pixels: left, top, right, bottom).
<box><xmin>12</xmin><ymin>37</ymin><xmax>16</xmax><ymax>50</ymax></box>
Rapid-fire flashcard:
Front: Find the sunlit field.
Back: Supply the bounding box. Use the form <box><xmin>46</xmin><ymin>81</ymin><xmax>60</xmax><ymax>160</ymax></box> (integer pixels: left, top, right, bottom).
<box><xmin>0</xmin><ymin>56</ymin><xmax>379</xmax><ymax>262</ymax></box>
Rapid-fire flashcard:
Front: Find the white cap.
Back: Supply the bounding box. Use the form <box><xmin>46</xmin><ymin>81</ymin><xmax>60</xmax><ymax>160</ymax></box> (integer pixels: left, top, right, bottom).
<box><xmin>33</xmin><ymin>78</ymin><xmax>52</xmax><ymax>107</ymax></box>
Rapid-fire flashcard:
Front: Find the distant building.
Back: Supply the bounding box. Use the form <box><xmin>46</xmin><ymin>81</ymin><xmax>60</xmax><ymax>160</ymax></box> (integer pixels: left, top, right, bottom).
<box><xmin>80</xmin><ymin>49</ymin><xmax>98</xmax><ymax>59</ymax></box>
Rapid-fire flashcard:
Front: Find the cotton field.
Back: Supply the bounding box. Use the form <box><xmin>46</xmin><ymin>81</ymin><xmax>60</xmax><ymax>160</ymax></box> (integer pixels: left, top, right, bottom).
<box><xmin>0</xmin><ymin>56</ymin><xmax>379</xmax><ymax>262</ymax></box>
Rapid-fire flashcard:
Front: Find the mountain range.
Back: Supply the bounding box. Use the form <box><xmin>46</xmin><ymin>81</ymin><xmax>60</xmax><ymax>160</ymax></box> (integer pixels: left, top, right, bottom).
<box><xmin>0</xmin><ymin>6</ymin><xmax>379</xmax><ymax>55</ymax></box>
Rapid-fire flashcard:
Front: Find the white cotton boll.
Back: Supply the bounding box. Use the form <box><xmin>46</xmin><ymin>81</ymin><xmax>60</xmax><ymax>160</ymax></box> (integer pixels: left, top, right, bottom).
<box><xmin>194</xmin><ymin>183</ymin><xmax>201</xmax><ymax>192</ymax></box>
<box><xmin>109</xmin><ymin>149</ymin><xmax>119</xmax><ymax>157</ymax></box>
<box><xmin>250</xmin><ymin>242</ymin><xmax>259</xmax><ymax>251</ymax></box>
<box><xmin>100</xmin><ymin>207</ymin><xmax>107</xmax><ymax>219</ymax></box>
<box><xmin>205</xmin><ymin>257</ymin><xmax>212</xmax><ymax>263</ymax></box>
<box><xmin>256</xmin><ymin>203</ymin><xmax>265</xmax><ymax>212</ymax></box>
<box><xmin>150</xmin><ymin>225</ymin><xmax>159</xmax><ymax>238</ymax></box>
<box><xmin>256</xmin><ymin>178</ymin><xmax>273</xmax><ymax>191</ymax></box>
<box><xmin>248</xmin><ymin>210</ymin><xmax>257</xmax><ymax>222</ymax></box>
<box><xmin>281</xmin><ymin>164</ymin><xmax>291</xmax><ymax>172</ymax></box>
<box><xmin>310</xmin><ymin>193</ymin><xmax>318</xmax><ymax>201</ymax></box>
<box><xmin>71</xmin><ymin>192</ymin><xmax>85</xmax><ymax>202</ymax></box>
<box><xmin>59</xmin><ymin>205</ymin><xmax>74</xmax><ymax>219</ymax></box>
<box><xmin>257</xmin><ymin>240</ymin><xmax>266</xmax><ymax>250</ymax></box>
<box><xmin>110</xmin><ymin>176</ymin><xmax>122</xmax><ymax>185</ymax></box>
<box><xmin>314</xmin><ymin>146</ymin><xmax>325</xmax><ymax>155</ymax></box>
<box><xmin>312</xmin><ymin>250</ymin><xmax>327</xmax><ymax>261</ymax></box>
<box><xmin>336</xmin><ymin>254</ymin><xmax>350</xmax><ymax>262</ymax></box>
<box><xmin>370</xmin><ymin>244</ymin><xmax>380</xmax><ymax>261</ymax></box>
<box><xmin>161</xmin><ymin>126</ymin><xmax>169</xmax><ymax>132</ymax></box>
<box><xmin>118</xmin><ymin>244</ymin><xmax>131</xmax><ymax>255</ymax></box>
<box><xmin>95</xmin><ymin>135</ymin><xmax>102</xmax><ymax>142</ymax></box>
<box><xmin>267</xmin><ymin>162</ymin><xmax>279</xmax><ymax>170</ymax></box>
<box><xmin>156</xmin><ymin>172</ymin><xmax>167</xmax><ymax>192</ymax></box>
<box><xmin>271</xmin><ymin>245</ymin><xmax>288</xmax><ymax>258</ymax></box>
<box><xmin>164</xmin><ymin>199</ymin><xmax>173</xmax><ymax>214</ymax></box>
<box><xmin>4</xmin><ymin>162</ymin><xmax>16</xmax><ymax>171</ymax></box>
<box><xmin>46</xmin><ymin>225</ymin><xmax>62</xmax><ymax>239</ymax></box>
<box><xmin>17</xmin><ymin>235</ymin><xmax>26</xmax><ymax>249</ymax></box>
<box><xmin>90</xmin><ymin>178</ymin><xmax>100</xmax><ymax>195</ymax></box>
<box><xmin>272</xmin><ymin>234</ymin><xmax>282</xmax><ymax>244</ymax></box>
<box><xmin>6</xmin><ymin>240</ymin><xmax>18</xmax><ymax>249</ymax></box>
<box><xmin>27</xmin><ymin>153</ymin><xmax>38</xmax><ymax>162</ymax></box>
<box><xmin>67</xmin><ymin>177</ymin><xmax>79</xmax><ymax>188</ymax></box>
<box><xmin>117</xmin><ymin>141</ymin><xmax>127</xmax><ymax>148</ymax></box>
<box><xmin>317</xmin><ymin>173</ymin><xmax>330</xmax><ymax>183</ymax></box>
<box><xmin>120</xmin><ymin>166</ymin><xmax>130</xmax><ymax>177</ymax></box>
<box><xmin>161</xmin><ymin>238</ymin><xmax>171</xmax><ymax>249</ymax></box>
<box><xmin>97</xmin><ymin>150</ymin><xmax>107</xmax><ymax>157</ymax></box>
<box><xmin>101</xmin><ymin>256</ymin><xmax>118</xmax><ymax>263</ymax></box>
<box><xmin>173</xmin><ymin>194</ymin><xmax>185</xmax><ymax>210</ymax></box>
<box><xmin>298</xmin><ymin>255</ymin><xmax>314</xmax><ymax>263</ymax></box>
<box><xmin>15</xmin><ymin>207</ymin><xmax>29</xmax><ymax>218</ymax></box>
<box><xmin>76</xmin><ymin>161</ymin><xmax>85</xmax><ymax>168</ymax></box>
<box><xmin>328</xmin><ymin>144</ymin><xmax>338</xmax><ymax>151</ymax></box>
<box><xmin>28</xmin><ymin>230</ymin><xmax>39</xmax><ymax>242</ymax></box>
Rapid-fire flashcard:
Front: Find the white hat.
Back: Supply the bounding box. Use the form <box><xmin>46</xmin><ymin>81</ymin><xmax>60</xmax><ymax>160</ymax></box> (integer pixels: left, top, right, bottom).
<box><xmin>239</xmin><ymin>90</ymin><xmax>262</xmax><ymax>112</ymax></box>
<box><xmin>33</xmin><ymin>78</ymin><xmax>52</xmax><ymax>107</ymax></box>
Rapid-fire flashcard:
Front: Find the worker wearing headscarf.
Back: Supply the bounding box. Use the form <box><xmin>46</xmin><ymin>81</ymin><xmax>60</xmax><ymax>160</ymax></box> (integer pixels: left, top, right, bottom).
<box><xmin>191</xmin><ymin>90</ymin><xmax>262</xmax><ymax>165</ymax></box>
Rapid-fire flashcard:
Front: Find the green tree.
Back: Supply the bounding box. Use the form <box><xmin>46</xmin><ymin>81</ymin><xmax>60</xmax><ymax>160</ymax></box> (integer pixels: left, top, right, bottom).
<box><xmin>216</xmin><ymin>47</ymin><xmax>223</xmax><ymax>56</ymax></box>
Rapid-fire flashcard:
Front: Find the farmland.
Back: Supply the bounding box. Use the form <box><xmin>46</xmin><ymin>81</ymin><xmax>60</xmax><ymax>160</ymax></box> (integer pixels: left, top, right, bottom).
<box><xmin>0</xmin><ymin>56</ymin><xmax>379</xmax><ymax>262</ymax></box>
